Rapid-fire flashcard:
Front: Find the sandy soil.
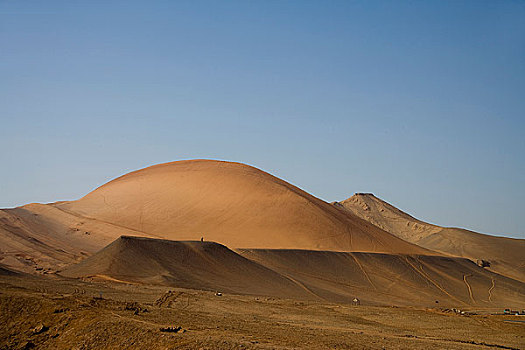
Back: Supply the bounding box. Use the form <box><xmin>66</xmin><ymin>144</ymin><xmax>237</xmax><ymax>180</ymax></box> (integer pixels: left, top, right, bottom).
<box><xmin>1</xmin><ymin>160</ymin><xmax>524</xmax><ymax>349</ymax></box>
<box><xmin>1</xmin><ymin>274</ymin><xmax>524</xmax><ymax>350</ymax></box>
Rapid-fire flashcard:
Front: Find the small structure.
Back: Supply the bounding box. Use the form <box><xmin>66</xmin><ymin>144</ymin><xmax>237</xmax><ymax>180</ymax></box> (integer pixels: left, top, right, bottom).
<box><xmin>352</xmin><ymin>297</ymin><xmax>360</xmax><ymax>306</ymax></box>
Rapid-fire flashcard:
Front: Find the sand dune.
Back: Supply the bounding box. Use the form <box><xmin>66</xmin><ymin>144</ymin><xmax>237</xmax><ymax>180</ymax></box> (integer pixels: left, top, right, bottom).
<box><xmin>336</xmin><ymin>193</ymin><xmax>525</xmax><ymax>282</ymax></box>
<box><xmin>0</xmin><ymin>204</ymin><xmax>156</xmax><ymax>274</ymax></box>
<box><xmin>1</xmin><ymin>159</ymin><xmax>523</xmax><ymax>310</ymax></box>
<box><xmin>55</xmin><ymin>160</ymin><xmax>427</xmax><ymax>254</ymax></box>
<box><xmin>239</xmin><ymin>249</ymin><xmax>525</xmax><ymax>308</ymax></box>
<box><xmin>62</xmin><ymin>236</ymin><xmax>525</xmax><ymax>308</ymax></box>
<box><xmin>1</xmin><ymin>160</ymin><xmax>428</xmax><ymax>275</ymax></box>
<box><xmin>61</xmin><ymin>236</ymin><xmax>310</xmax><ymax>299</ymax></box>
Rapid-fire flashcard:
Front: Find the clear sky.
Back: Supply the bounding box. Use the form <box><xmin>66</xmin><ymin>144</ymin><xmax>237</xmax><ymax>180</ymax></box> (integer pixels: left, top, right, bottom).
<box><xmin>1</xmin><ymin>1</ymin><xmax>524</xmax><ymax>238</ymax></box>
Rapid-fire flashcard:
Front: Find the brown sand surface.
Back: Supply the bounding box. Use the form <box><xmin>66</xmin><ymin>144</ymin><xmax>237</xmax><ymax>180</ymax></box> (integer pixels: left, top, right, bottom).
<box><xmin>55</xmin><ymin>160</ymin><xmax>429</xmax><ymax>254</ymax></box>
<box><xmin>0</xmin><ymin>203</ymin><xmax>157</xmax><ymax>274</ymax></box>
<box><xmin>1</xmin><ymin>160</ymin><xmax>524</xmax><ymax>348</ymax></box>
<box><xmin>62</xmin><ymin>236</ymin><xmax>525</xmax><ymax>309</ymax></box>
<box><xmin>0</xmin><ymin>160</ymin><xmax>431</xmax><ymax>275</ymax></box>
<box><xmin>1</xmin><ymin>274</ymin><xmax>523</xmax><ymax>350</ymax></box>
<box><xmin>336</xmin><ymin>194</ymin><xmax>525</xmax><ymax>282</ymax></box>
<box><xmin>0</xmin><ymin>263</ymin><xmax>19</xmax><ymax>276</ymax></box>
<box><xmin>240</xmin><ymin>249</ymin><xmax>525</xmax><ymax>309</ymax></box>
<box><xmin>61</xmin><ymin>236</ymin><xmax>310</xmax><ymax>299</ymax></box>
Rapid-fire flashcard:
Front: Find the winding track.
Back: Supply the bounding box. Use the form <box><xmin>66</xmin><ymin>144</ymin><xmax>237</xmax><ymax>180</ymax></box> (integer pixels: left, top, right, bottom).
<box><xmin>488</xmin><ymin>278</ymin><xmax>495</xmax><ymax>302</ymax></box>
<box><xmin>463</xmin><ymin>275</ymin><xmax>475</xmax><ymax>303</ymax></box>
<box><xmin>404</xmin><ymin>257</ymin><xmax>465</xmax><ymax>305</ymax></box>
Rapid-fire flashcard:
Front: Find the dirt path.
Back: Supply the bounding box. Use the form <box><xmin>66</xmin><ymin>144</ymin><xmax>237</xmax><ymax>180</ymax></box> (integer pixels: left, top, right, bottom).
<box><xmin>281</xmin><ymin>273</ymin><xmax>327</xmax><ymax>301</ymax></box>
<box><xmin>488</xmin><ymin>278</ymin><xmax>495</xmax><ymax>302</ymax></box>
<box><xmin>350</xmin><ymin>253</ymin><xmax>376</xmax><ymax>290</ymax></box>
<box><xmin>463</xmin><ymin>275</ymin><xmax>475</xmax><ymax>303</ymax></box>
<box><xmin>405</xmin><ymin>257</ymin><xmax>464</xmax><ymax>305</ymax></box>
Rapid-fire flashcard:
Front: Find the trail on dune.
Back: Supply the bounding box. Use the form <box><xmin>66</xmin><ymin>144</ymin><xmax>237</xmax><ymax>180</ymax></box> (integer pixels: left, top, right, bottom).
<box><xmin>280</xmin><ymin>273</ymin><xmax>327</xmax><ymax>301</ymax></box>
<box><xmin>404</xmin><ymin>257</ymin><xmax>465</xmax><ymax>305</ymax></box>
<box><xmin>488</xmin><ymin>278</ymin><xmax>495</xmax><ymax>302</ymax></box>
<box><xmin>463</xmin><ymin>275</ymin><xmax>475</xmax><ymax>303</ymax></box>
<box><xmin>350</xmin><ymin>253</ymin><xmax>376</xmax><ymax>290</ymax></box>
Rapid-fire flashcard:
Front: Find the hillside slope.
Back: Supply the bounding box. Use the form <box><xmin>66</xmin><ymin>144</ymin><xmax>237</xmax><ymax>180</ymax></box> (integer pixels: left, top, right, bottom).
<box><xmin>239</xmin><ymin>249</ymin><xmax>525</xmax><ymax>308</ymax></box>
<box><xmin>61</xmin><ymin>236</ymin><xmax>310</xmax><ymax>299</ymax></box>
<box><xmin>55</xmin><ymin>160</ymin><xmax>428</xmax><ymax>254</ymax></box>
<box><xmin>0</xmin><ymin>204</ymin><xmax>156</xmax><ymax>274</ymax></box>
<box><xmin>62</xmin><ymin>236</ymin><xmax>525</xmax><ymax>308</ymax></box>
<box><xmin>335</xmin><ymin>193</ymin><xmax>525</xmax><ymax>282</ymax></box>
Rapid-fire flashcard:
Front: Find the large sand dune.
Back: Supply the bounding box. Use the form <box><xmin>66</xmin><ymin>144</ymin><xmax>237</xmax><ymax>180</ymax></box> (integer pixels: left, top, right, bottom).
<box><xmin>1</xmin><ymin>160</ymin><xmax>428</xmax><ymax>275</ymax></box>
<box><xmin>55</xmin><ymin>160</ymin><xmax>427</xmax><ymax>254</ymax></box>
<box><xmin>336</xmin><ymin>193</ymin><xmax>525</xmax><ymax>282</ymax></box>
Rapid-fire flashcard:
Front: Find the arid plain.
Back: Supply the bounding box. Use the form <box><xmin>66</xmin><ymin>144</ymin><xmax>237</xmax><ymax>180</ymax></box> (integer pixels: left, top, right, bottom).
<box><xmin>1</xmin><ymin>160</ymin><xmax>524</xmax><ymax>349</ymax></box>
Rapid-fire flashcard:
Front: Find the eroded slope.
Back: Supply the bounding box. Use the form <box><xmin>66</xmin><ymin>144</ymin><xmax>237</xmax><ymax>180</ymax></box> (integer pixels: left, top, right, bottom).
<box><xmin>336</xmin><ymin>193</ymin><xmax>525</xmax><ymax>282</ymax></box>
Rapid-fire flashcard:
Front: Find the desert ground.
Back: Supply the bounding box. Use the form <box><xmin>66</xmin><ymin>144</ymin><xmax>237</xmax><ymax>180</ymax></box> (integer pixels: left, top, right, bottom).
<box><xmin>1</xmin><ymin>273</ymin><xmax>524</xmax><ymax>350</ymax></box>
<box><xmin>1</xmin><ymin>160</ymin><xmax>524</xmax><ymax>349</ymax></box>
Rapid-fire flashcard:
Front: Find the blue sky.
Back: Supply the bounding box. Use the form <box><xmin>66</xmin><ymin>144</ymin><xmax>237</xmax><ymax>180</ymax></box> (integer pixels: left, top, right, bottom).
<box><xmin>1</xmin><ymin>1</ymin><xmax>524</xmax><ymax>238</ymax></box>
